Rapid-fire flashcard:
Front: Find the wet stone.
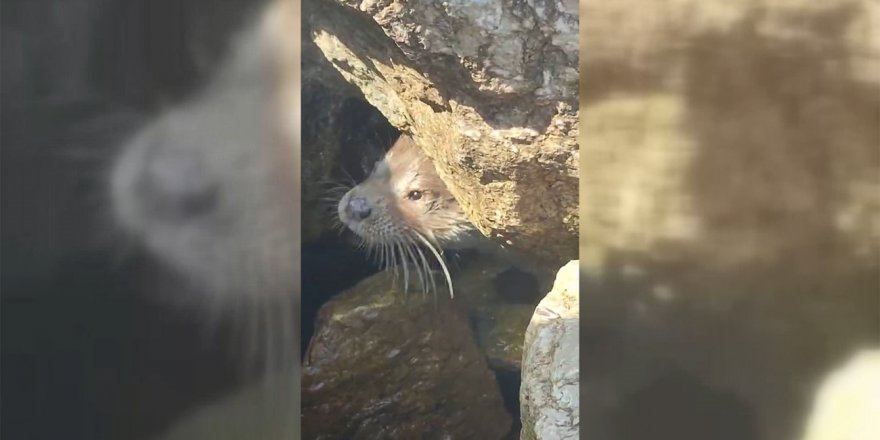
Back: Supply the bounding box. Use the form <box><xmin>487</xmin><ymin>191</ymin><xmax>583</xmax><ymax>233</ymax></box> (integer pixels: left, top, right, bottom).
<box><xmin>302</xmin><ymin>270</ymin><xmax>512</xmax><ymax>440</ymax></box>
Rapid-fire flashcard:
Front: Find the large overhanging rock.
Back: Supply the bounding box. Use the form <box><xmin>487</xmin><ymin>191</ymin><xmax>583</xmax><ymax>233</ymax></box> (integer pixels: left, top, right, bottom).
<box><xmin>305</xmin><ymin>0</ymin><xmax>579</xmax><ymax>264</ymax></box>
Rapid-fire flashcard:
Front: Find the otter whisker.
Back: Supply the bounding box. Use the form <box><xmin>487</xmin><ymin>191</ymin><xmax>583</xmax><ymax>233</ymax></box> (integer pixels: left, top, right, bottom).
<box><xmin>340</xmin><ymin>169</ymin><xmax>358</xmax><ymax>187</ymax></box>
<box><xmin>318</xmin><ymin>196</ymin><xmax>347</xmax><ymax>203</ymax></box>
<box><xmin>402</xmin><ymin>242</ymin><xmax>426</xmax><ymax>295</ymax></box>
<box><xmin>386</xmin><ymin>243</ymin><xmax>392</xmax><ymax>272</ymax></box>
<box><xmin>385</xmin><ymin>243</ymin><xmax>395</xmax><ymax>279</ymax></box>
<box><xmin>333</xmin><ymin>134</ymin><xmax>474</xmax><ymax>301</ymax></box>
<box><xmin>385</xmin><ymin>243</ymin><xmax>395</xmax><ymax>272</ymax></box>
<box><xmin>410</xmin><ymin>241</ymin><xmax>432</xmax><ymax>295</ymax></box>
<box><xmin>372</xmin><ymin>243</ymin><xmax>383</xmax><ymax>268</ymax></box>
<box><xmin>371</xmin><ymin>242</ymin><xmax>379</xmax><ymax>266</ymax></box>
<box><xmin>396</xmin><ymin>242</ymin><xmax>410</xmax><ymax>296</ymax></box>
<box><xmin>314</xmin><ymin>178</ymin><xmax>353</xmax><ymax>190</ymax></box>
<box><xmin>324</xmin><ymin>185</ymin><xmax>353</xmax><ymax>193</ymax></box>
<box><xmin>414</xmin><ymin>231</ymin><xmax>454</xmax><ymax>298</ymax></box>
<box><xmin>378</xmin><ymin>242</ymin><xmax>387</xmax><ymax>270</ymax></box>
<box><xmin>409</xmin><ymin>242</ymin><xmax>432</xmax><ymax>295</ymax></box>
<box><xmin>413</xmin><ymin>244</ymin><xmax>438</xmax><ymax>298</ymax></box>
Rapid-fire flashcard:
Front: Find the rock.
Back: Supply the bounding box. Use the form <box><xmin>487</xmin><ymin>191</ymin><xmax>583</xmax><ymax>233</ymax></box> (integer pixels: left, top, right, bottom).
<box><xmin>579</xmin><ymin>2</ymin><xmax>879</xmax><ymax>439</ymax></box>
<box><xmin>302</xmin><ymin>270</ymin><xmax>512</xmax><ymax>440</ymax></box>
<box><xmin>581</xmin><ymin>0</ymin><xmax>880</xmax><ymax>268</ymax></box>
<box><xmin>453</xmin><ymin>258</ymin><xmax>542</xmax><ymax>372</ymax></box>
<box><xmin>801</xmin><ymin>350</ymin><xmax>880</xmax><ymax>440</ymax></box>
<box><xmin>473</xmin><ymin>303</ymin><xmax>535</xmax><ymax>373</ymax></box>
<box><xmin>520</xmin><ymin>260</ymin><xmax>579</xmax><ymax>440</ymax></box>
<box><xmin>305</xmin><ymin>0</ymin><xmax>579</xmax><ymax>265</ymax></box>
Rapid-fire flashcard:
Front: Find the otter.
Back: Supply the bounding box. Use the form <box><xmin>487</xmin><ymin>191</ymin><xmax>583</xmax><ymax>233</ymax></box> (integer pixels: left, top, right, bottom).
<box><xmin>109</xmin><ymin>0</ymin><xmax>299</xmax><ymax>374</ymax></box>
<box><xmin>337</xmin><ymin>135</ymin><xmax>488</xmax><ymax>298</ymax></box>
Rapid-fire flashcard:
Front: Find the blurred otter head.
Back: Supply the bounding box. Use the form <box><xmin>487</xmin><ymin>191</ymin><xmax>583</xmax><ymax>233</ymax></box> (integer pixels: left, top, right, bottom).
<box><xmin>109</xmin><ymin>0</ymin><xmax>299</xmax><ymax>373</ymax></box>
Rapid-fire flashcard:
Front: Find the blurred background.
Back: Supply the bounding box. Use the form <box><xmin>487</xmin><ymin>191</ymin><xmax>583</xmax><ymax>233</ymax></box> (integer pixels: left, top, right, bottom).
<box><xmin>2</xmin><ymin>1</ymin><xmax>280</xmax><ymax>438</ymax></box>
<box><xmin>580</xmin><ymin>1</ymin><xmax>879</xmax><ymax>439</ymax></box>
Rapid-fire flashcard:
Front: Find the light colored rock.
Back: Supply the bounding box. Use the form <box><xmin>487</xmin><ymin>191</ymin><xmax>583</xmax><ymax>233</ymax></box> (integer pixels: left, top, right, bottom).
<box><xmin>306</xmin><ymin>0</ymin><xmax>579</xmax><ymax>264</ymax></box>
<box><xmin>800</xmin><ymin>350</ymin><xmax>880</xmax><ymax>440</ymax></box>
<box><xmin>520</xmin><ymin>260</ymin><xmax>579</xmax><ymax>440</ymax></box>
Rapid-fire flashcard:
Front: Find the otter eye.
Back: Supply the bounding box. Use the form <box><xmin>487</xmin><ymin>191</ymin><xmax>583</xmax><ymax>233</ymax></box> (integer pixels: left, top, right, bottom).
<box><xmin>406</xmin><ymin>190</ymin><xmax>422</xmax><ymax>201</ymax></box>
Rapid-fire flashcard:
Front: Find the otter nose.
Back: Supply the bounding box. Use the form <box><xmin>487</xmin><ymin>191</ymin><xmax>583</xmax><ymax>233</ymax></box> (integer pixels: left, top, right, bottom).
<box><xmin>346</xmin><ymin>197</ymin><xmax>372</xmax><ymax>220</ymax></box>
<box><xmin>142</xmin><ymin>146</ymin><xmax>217</xmax><ymax>218</ymax></box>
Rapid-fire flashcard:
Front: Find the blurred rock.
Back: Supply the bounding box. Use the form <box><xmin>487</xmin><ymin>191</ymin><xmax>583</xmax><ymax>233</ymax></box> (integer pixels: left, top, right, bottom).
<box><xmin>580</xmin><ymin>1</ymin><xmax>879</xmax><ymax>439</ymax></box>
<box><xmin>800</xmin><ymin>350</ymin><xmax>880</xmax><ymax>440</ymax></box>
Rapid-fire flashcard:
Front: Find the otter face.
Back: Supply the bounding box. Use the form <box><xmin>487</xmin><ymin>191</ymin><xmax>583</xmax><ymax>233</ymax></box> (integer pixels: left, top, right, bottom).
<box><xmin>108</xmin><ymin>3</ymin><xmax>300</xmax><ymax>374</ymax></box>
<box><xmin>110</xmin><ymin>93</ymin><xmax>296</xmax><ymax>306</ymax></box>
<box><xmin>335</xmin><ymin>136</ymin><xmax>476</xmax><ymax>297</ymax></box>
<box><xmin>337</xmin><ymin>136</ymin><xmax>472</xmax><ymax>248</ymax></box>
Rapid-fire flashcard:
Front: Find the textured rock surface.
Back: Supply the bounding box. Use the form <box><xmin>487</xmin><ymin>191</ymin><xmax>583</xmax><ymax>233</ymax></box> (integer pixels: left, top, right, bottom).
<box><xmin>453</xmin><ymin>258</ymin><xmax>541</xmax><ymax>372</ymax></box>
<box><xmin>306</xmin><ymin>0</ymin><xmax>579</xmax><ymax>264</ymax></box>
<box><xmin>520</xmin><ymin>260</ymin><xmax>579</xmax><ymax>440</ymax></box>
<box><xmin>302</xmin><ymin>270</ymin><xmax>512</xmax><ymax>440</ymax></box>
<box><xmin>580</xmin><ymin>1</ymin><xmax>879</xmax><ymax>439</ymax></box>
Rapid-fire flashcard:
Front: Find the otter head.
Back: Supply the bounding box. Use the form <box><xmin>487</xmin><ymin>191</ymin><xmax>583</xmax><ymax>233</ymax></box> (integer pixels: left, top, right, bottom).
<box><xmin>108</xmin><ymin>1</ymin><xmax>299</xmax><ymax>374</ymax></box>
<box><xmin>337</xmin><ymin>135</ymin><xmax>475</xmax><ymax>297</ymax></box>
<box><xmin>338</xmin><ymin>135</ymin><xmax>473</xmax><ymax>248</ymax></box>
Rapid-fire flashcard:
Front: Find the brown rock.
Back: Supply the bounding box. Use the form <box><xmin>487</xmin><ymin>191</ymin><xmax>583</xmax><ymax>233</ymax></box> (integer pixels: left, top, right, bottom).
<box><xmin>302</xmin><ymin>270</ymin><xmax>512</xmax><ymax>440</ymax></box>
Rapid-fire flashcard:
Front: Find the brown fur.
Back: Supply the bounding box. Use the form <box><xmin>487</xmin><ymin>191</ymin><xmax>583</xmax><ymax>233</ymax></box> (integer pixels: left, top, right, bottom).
<box><xmin>338</xmin><ymin>135</ymin><xmax>475</xmax><ymax>248</ymax></box>
<box><xmin>337</xmin><ymin>134</ymin><xmax>480</xmax><ymax>296</ymax></box>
